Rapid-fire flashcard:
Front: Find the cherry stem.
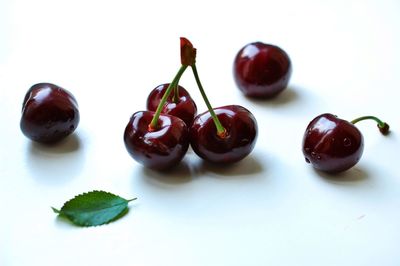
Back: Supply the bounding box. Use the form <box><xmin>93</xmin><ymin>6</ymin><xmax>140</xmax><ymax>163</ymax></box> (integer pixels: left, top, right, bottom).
<box><xmin>172</xmin><ymin>83</ymin><xmax>180</xmax><ymax>103</ymax></box>
<box><xmin>191</xmin><ymin>63</ymin><xmax>226</xmax><ymax>137</ymax></box>
<box><xmin>351</xmin><ymin>116</ymin><xmax>390</xmax><ymax>135</ymax></box>
<box><xmin>149</xmin><ymin>65</ymin><xmax>188</xmax><ymax>130</ymax></box>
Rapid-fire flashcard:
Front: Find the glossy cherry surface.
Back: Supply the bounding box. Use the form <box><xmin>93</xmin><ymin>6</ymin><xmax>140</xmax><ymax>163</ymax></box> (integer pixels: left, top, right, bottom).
<box><xmin>20</xmin><ymin>83</ymin><xmax>80</xmax><ymax>143</ymax></box>
<box><xmin>146</xmin><ymin>83</ymin><xmax>197</xmax><ymax>126</ymax></box>
<box><xmin>190</xmin><ymin>105</ymin><xmax>258</xmax><ymax>163</ymax></box>
<box><xmin>302</xmin><ymin>113</ymin><xmax>364</xmax><ymax>173</ymax></box>
<box><xmin>233</xmin><ymin>42</ymin><xmax>292</xmax><ymax>98</ymax></box>
<box><xmin>124</xmin><ymin>111</ymin><xmax>189</xmax><ymax>170</ymax></box>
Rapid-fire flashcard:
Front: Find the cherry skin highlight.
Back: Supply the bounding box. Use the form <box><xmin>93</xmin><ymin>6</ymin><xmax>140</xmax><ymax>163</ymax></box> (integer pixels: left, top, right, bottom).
<box><xmin>302</xmin><ymin>113</ymin><xmax>364</xmax><ymax>173</ymax></box>
<box><xmin>146</xmin><ymin>83</ymin><xmax>197</xmax><ymax>126</ymax></box>
<box><xmin>124</xmin><ymin>111</ymin><xmax>189</xmax><ymax>170</ymax></box>
<box><xmin>20</xmin><ymin>83</ymin><xmax>80</xmax><ymax>143</ymax></box>
<box><xmin>189</xmin><ymin>105</ymin><xmax>258</xmax><ymax>164</ymax></box>
<box><xmin>233</xmin><ymin>42</ymin><xmax>292</xmax><ymax>98</ymax></box>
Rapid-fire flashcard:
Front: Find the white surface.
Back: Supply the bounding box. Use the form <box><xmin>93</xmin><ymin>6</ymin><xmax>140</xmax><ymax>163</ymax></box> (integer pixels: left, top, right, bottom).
<box><xmin>1</xmin><ymin>0</ymin><xmax>400</xmax><ymax>265</ymax></box>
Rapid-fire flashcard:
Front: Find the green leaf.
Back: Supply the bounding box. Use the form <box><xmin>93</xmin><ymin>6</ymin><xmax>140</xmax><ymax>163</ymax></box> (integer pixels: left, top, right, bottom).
<box><xmin>52</xmin><ymin>190</ymin><xmax>136</xmax><ymax>227</ymax></box>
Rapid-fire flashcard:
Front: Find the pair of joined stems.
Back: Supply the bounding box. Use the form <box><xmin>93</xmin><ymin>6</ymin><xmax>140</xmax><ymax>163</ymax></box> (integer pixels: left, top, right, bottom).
<box><xmin>149</xmin><ymin>63</ymin><xmax>227</xmax><ymax>138</ymax></box>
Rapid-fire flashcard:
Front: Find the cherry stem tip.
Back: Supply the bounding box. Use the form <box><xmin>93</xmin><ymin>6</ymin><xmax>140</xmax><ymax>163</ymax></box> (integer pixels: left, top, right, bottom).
<box><xmin>351</xmin><ymin>115</ymin><xmax>390</xmax><ymax>135</ymax></box>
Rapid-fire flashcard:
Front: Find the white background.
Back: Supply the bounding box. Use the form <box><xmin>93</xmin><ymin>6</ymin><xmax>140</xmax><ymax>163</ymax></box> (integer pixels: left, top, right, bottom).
<box><xmin>1</xmin><ymin>0</ymin><xmax>400</xmax><ymax>265</ymax></box>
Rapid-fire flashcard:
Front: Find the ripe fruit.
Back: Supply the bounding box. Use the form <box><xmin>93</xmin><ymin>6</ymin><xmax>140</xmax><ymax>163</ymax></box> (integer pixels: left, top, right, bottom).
<box><xmin>233</xmin><ymin>42</ymin><xmax>292</xmax><ymax>98</ymax></box>
<box><xmin>302</xmin><ymin>113</ymin><xmax>389</xmax><ymax>173</ymax></box>
<box><xmin>125</xmin><ymin>37</ymin><xmax>258</xmax><ymax>169</ymax></box>
<box><xmin>190</xmin><ymin>105</ymin><xmax>258</xmax><ymax>163</ymax></box>
<box><xmin>20</xmin><ymin>83</ymin><xmax>80</xmax><ymax>143</ymax></box>
<box><xmin>183</xmin><ymin>38</ymin><xmax>258</xmax><ymax>163</ymax></box>
<box><xmin>124</xmin><ymin>43</ymin><xmax>190</xmax><ymax>170</ymax></box>
<box><xmin>146</xmin><ymin>83</ymin><xmax>197</xmax><ymax>126</ymax></box>
<box><xmin>124</xmin><ymin>111</ymin><xmax>189</xmax><ymax>170</ymax></box>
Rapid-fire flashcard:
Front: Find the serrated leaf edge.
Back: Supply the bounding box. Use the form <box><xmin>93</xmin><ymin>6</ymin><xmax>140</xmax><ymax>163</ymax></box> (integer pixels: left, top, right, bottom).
<box><xmin>53</xmin><ymin>190</ymin><xmax>137</xmax><ymax>227</ymax></box>
<box><xmin>60</xmin><ymin>191</ymin><xmax>134</xmax><ymax>213</ymax></box>
<box><xmin>62</xmin><ymin>190</ymin><xmax>124</xmax><ymax>205</ymax></box>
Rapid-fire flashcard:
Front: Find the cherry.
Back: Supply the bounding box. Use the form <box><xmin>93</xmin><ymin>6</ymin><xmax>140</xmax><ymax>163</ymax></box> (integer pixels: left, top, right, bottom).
<box><xmin>124</xmin><ymin>111</ymin><xmax>189</xmax><ymax>170</ymax></box>
<box><xmin>302</xmin><ymin>113</ymin><xmax>389</xmax><ymax>173</ymax></box>
<box><xmin>233</xmin><ymin>42</ymin><xmax>292</xmax><ymax>98</ymax></box>
<box><xmin>181</xmin><ymin>38</ymin><xmax>258</xmax><ymax>163</ymax></box>
<box><xmin>146</xmin><ymin>83</ymin><xmax>197</xmax><ymax>126</ymax></box>
<box><xmin>20</xmin><ymin>83</ymin><xmax>80</xmax><ymax>143</ymax></box>
<box><xmin>190</xmin><ymin>105</ymin><xmax>258</xmax><ymax>163</ymax></box>
<box><xmin>124</xmin><ymin>43</ymin><xmax>190</xmax><ymax>170</ymax></box>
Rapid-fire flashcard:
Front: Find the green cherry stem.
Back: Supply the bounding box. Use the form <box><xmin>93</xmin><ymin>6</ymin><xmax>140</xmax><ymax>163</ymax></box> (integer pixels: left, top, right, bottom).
<box><xmin>191</xmin><ymin>63</ymin><xmax>227</xmax><ymax>138</ymax></box>
<box><xmin>149</xmin><ymin>65</ymin><xmax>188</xmax><ymax>131</ymax></box>
<box><xmin>171</xmin><ymin>83</ymin><xmax>180</xmax><ymax>103</ymax></box>
<box><xmin>351</xmin><ymin>115</ymin><xmax>390</xmax><ymax>135</ymax></box>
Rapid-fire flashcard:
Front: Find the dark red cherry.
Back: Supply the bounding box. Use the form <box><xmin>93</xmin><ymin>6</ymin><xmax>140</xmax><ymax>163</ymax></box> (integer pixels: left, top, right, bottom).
<box><xmin>189</xmin><ymin>105</ymin><xmax>258</xmax><ymax>163</ymax></box>
<box><xmin>303</xmin><ymin>113</ymin><xmax>390</xmax><ymax>173</ymax></box>
<box><xmin>146</xmin><ymin>83</ymin><xmax>197</xmax><ymax>126</ymax></box>
<box><xmin>233</xmin><ymin>42</ymin><xmax>292</xmax><ymax>98</ymax></box>
<box><xmin>302</xmin><ymin>113</ymin><xmax>364</xmax><ymax>173</ymax></box>
<box><xmin>124</xmin><ymin>111</ymin><xmax>189</xmax><ymax>170</ymax></box>
<box><xmin>20</xmin><ymin>83</ymin><xmax>80</xmax><ymax>143</ymax></box>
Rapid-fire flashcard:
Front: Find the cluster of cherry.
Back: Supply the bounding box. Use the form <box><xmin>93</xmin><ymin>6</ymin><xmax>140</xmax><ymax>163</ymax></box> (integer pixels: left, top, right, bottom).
<box><xmin>20</xmin><ymin>38</ymin><xmax>389</xmax><ymax>174</ymax></box>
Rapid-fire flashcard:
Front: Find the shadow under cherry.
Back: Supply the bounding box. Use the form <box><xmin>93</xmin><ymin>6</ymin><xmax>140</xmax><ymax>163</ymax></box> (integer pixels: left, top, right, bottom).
<box><xmin>25</xmin><ymin>134</ymin><xmax>85</xmax><ymax>185</ymax></box>
<box><xmin>314</xmin><ymin>166</ymin><xmax>370</xmax><ymax>185</ymax></box>
<box><xmin>140</xmin><ymin>159</ymin><xmax>193</xmax><ymax>185</ymax></box>
<box><xmin>245</xmin><ymin>85</ymin><xmax>326</xmax><ymax>118</ymax></box>
<box><xmin>187</xmin><ymin>154</ymin><xmax>265</xmax><ymax>182</ymax></box>
<box><xmin>246</xmin><ymin>86</ymin><xmax>299</xmax><ymax>107</ymax></box>
<box><xmin>29</xmin><ymin>133</ymin><xmax>81</xmax><ymax>154</ymax></box>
